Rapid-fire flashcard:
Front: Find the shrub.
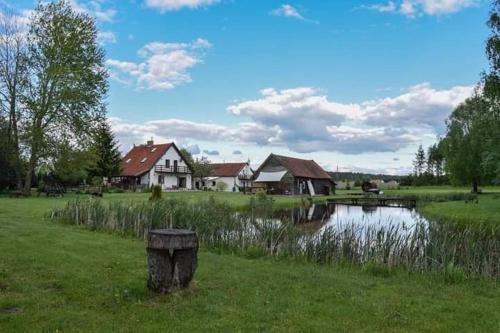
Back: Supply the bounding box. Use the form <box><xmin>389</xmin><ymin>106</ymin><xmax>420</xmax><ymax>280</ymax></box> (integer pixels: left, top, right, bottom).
<box><xmin>149</xmin><ymin>185</ymin><xmax>162</xmax><ymax>201</ymax></box>
<box><xmin>216</xmin><ymin>181</ymin><xmax>228</xmax><ymax>192</ymax></box>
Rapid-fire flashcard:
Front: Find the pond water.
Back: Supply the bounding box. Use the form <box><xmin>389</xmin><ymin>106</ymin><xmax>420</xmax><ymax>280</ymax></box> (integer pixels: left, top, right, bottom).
<box><xmin>275</xmin><ymin>203</ymin><xmax>430</xmax><ymax>236</ymax></box>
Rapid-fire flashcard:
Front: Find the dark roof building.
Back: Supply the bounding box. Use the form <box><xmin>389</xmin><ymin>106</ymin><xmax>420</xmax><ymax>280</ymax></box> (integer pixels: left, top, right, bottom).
<box><xmin>254</xmin><ymin>154</ymin><xmax>334</xmax><ymax>195</ymax></box>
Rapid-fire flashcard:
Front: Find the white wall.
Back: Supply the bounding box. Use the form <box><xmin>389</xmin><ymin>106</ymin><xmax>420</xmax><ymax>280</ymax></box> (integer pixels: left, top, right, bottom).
<box><xmin>146</xmin><ymin>146</ymin><xmax>193</xmax><ymax>190</ymax></box>
<box><xmin>194</xmin><ymin>164</ymin><xmax>253</xmax><ymax>192</ymax></box>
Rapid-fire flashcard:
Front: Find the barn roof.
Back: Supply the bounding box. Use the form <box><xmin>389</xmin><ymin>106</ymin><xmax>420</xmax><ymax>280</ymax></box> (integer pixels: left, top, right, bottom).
<box><xmin>210</xmin><ymin>162</ymin><xmax>247</xmax><ymax>177</ymax></box>
<box><xmin>120</xmin><ymin>143</ymin><xmax>173</xmax><ymax>177</ymax></box>
<box><xmin>257</xmin><ymin>154</ymin><xmax>332</xmax><ymax>180</ymax></box>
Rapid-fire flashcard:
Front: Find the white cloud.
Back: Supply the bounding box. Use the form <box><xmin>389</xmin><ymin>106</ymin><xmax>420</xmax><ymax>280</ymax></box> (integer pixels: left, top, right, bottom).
<box><xmin>106</xmin><ymin>38</ymin><xmax>211</xmax><ymax>91</ymax></box>
<box><xmin>110</xmin><ymin>83</ymin><xmax>474</xmax><ymax>155</ymax></box>
<box><xmin>144</xmin><ymin>0</ymin><xmax>219</xmax><ymax>12</ymax></box>
<box><xmin>362</xmin><ymin>1</ymin><xmax>397</xmax><ymax>13</ymax></box>
<box><xmin>364</xmin><ymin>0</ymin><xmax>477</xmax><ymax>16</ymax></box>
<box><xmin>271</xmin><ymin>4</ymin><xmax>304</xmax><ymax>20</ymax></box>
<box><xmin>203</xmin><ymin>149</ymin><xmax>220</xmax><ymax>156</ymax></box>
<box><xmin>69</xmin><ymin>0</ymin><xmax>117</xmax><ymax>22</ymax></box>
<box><xmin>97</xmin><ymin>30</ymin><xmax>116</xmax><ymax>44</ymax></box>
<box><xmin>361</xmin><ymin>83</ymin><xmax>474</xmax><ymax>133</ymax></box>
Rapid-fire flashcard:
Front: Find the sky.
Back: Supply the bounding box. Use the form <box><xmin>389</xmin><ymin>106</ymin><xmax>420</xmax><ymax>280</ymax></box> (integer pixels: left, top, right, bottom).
<box><xmin>5</xmin><ymin>0</ymin><xmax>493</xmax><ymax>174</ymax></box>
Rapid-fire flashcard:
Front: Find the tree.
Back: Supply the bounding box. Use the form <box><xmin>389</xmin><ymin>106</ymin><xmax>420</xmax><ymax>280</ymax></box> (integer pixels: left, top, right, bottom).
<box><xmin>442</xmin><ymin>96</ymin><xmax>490</xmax><ymax>193</ymax></box>
<box><xmin>484</xmin><ymin>0</ymin><xmax>500</xmax><ymax>102</ymax></box>
<box><xmin>477</xmin><ymin>1</ymin><xmax>500</xmax><ymax>184</ymax></box>
<box><xmin>51</xmin><ymin>142</ymin><xmax>93</xmax><ymax>186</ymax></box>
<box><xmin>180</xmin><ymin>148</ymin><xmax>195</xmax><ymax>167</ymax></box>
<box><xmin>192</xmin><ymin>157</ymin><xmax>213</xmax><ymax>188</ymax></box>
<box><xmin>89</xmin><ymin>120</ymin><xmax>122</xmax><ymax>182</ymax></box>
<box><xmin>215</xmin><ymin>181</ymin><xmax>228</xmax><ymax>192</ymax></box>
<box><xmin>0</xmin><ymin>10</ymin><xmax>27</xmax><ymax>189</ymax></box>
<box><xmin>413</xmin><ymin>145</ymin><xmax>426</xmax><ymax>178</ymax></box>
<box><xmin>0</xmin><ymin>117</ymin><xmax>16</xmax><ymax>189</ymax></box>
<box><xmin>21</xmin><ymin>0</ymin><xmax>108</xmax><ymax>194</ymax></box>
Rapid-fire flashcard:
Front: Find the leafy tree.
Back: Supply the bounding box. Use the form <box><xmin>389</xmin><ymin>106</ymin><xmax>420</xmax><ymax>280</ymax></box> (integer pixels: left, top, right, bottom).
<box><xmin>180</xmin><ymin>148</ymin><xmax>195</xmax><ymax>167</ymax></box>
<box><xmin>215</xmin><ymin>181</ymin><xmax>228</xmax><ymax>192</ymax></box>
<box><xmin>89</xmin><ymin>120</ymin><xmax>121</xmax><ymax>182</ymax></box>
<box><xmin>0</xmin><ymin>10</ymin><xmax>27</xmax><ymax>189</ymax></box>
<box><xmin>442</xmin><ymin>96</ymin><xmax>490</xmax><ymax>193</ymax></box>
<box><xmin>484</xmin><ymin>0</ymin><xmax>500</xmax><ymax>101</ymax></box>
<box><xmin>21</xmin><ymin>0</ymin><xmax>108</xmax><ymax>194</ymax></box>
<box><xmin>51</xmin><ymin>143</ymin><xmax>93</xmax><ymax>186</ymax></box>
<box><xmin>193</xmin><ymin>157</ymin><xmax>213</xmax><ymax>187</ymax></box>
<box><xmin>0</xmin><ymin>117</ymin><xmax>16</xmax><ymax>189</ymax></box>
<box><xmin>413</xmin><ymin>145</ymin><xmax>426</xmax><ymax>178</ymax></box>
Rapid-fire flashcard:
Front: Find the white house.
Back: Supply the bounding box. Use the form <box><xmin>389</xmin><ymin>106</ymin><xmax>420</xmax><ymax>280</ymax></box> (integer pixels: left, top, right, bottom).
<box><xmin>117</xmin><ymin>140</ymin><xmax>193</xmax><ymax>190</ymax></box>
<box><xmin>194</xmin><ymin>162</ymin><xmax>253</xmax><ymax>192</ymax></box>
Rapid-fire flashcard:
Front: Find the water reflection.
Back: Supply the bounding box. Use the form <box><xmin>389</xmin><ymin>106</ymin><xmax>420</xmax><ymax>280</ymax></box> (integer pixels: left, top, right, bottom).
<box><xmin>275</xmin><ymin>203</ymin><xmax>430</xmax><ymax>235</ymax></box>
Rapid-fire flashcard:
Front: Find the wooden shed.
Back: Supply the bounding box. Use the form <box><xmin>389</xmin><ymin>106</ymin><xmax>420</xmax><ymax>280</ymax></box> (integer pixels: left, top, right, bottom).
<box><xmin>253</xmin><ymin>154</ymin><xmax>334</xmax><ymax>195</ymax></box>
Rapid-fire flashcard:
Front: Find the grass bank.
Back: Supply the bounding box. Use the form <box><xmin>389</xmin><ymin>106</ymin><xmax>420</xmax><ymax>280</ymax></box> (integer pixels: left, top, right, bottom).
<box><xmin>420</xmin><ymin>195</ymin><xmax>500</xmax><ymax>227</ymax></box>
<box><xmin>1</xmin><ymin>196</ymin><xmax>500</xmax><ymax>332</ymax></box>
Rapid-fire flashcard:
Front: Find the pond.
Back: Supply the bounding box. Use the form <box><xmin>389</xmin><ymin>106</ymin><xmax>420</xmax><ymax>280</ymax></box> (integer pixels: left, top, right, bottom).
<box><xmin>274</xmin><ymin>203</ymin><xmax>430</xmax><ymax>236</ymax></box>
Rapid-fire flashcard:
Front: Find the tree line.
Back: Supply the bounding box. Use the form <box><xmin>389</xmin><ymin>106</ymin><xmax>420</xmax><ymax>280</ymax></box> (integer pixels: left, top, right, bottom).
<box><xmin>410</xmin><ymin>1</ymin><xmax>500</xmax><ymax>192</ymax></box>
<box><xmin>0</xmin><ymin>1</ymin><xmax>121</xmax><ymax>194</ymax></box>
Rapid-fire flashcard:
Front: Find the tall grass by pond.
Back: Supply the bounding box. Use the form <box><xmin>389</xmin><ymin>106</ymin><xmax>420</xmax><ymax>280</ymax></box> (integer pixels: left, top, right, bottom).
<box><xmin>48</xmin><ymin>197</ymin><xmax>500</xmax><ymax>278</ymax></box>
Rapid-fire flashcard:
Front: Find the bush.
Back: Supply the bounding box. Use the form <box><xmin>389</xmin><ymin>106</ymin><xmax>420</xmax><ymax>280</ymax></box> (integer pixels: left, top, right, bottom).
<box><xmin>149</xmin><ymin>185</ymin><xmax>162</xmax><ymax>201</ymax></box>
<box><xmin>216</xmin><ymin>181</ymin><xmax>228</xmax><ymax>192</ymax></box>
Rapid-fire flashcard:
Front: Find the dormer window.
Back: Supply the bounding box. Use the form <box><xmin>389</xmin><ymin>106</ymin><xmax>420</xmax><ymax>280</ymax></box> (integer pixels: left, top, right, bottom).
<box><xmin>141</xmin><ymin>157</ymin><xmax>147</xmax><ymax>163</ymax></box>
<box><xmin>151</xmin><ymin>147</ymin><xmax>157</xmax><ymax>153</ymax></box>
<box><xmin>125</xmin><ymin>158</ymin><xmax>132</xmax><ymax>163</ymax></box>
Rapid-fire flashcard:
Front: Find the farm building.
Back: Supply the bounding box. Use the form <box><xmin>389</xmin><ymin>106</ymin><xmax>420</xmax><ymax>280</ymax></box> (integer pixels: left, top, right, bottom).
<box><xmin>253</xmin><ymin>154</ymin><xmax>334</xmax><ymax>195</ymax></box>
<box><xmin>114</xmin><ymin>140</ymin><xmax>193</xmax><ymax>190</ymax></box>
<box><xmin>194</xmin><ymin>162</ymin><xmax>253</xmax><ymax>192</ymax></box>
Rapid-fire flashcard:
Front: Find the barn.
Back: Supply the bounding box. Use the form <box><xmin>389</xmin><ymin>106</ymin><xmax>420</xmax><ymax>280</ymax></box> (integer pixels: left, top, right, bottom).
<box><xmin>253</xmin><ymin>154</ymin><xmax>334</xmax><ymax>195</ymax></box>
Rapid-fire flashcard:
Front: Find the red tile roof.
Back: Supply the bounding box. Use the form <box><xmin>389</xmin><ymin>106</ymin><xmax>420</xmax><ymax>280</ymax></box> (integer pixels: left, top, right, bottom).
<box><xmin>258</xmin><ymin>154</ymin><xmax>332</xmax><ymax>180</ymax></box>
<box><xmin>210</xmin><ymin>163</ymin><xmax>247</xmax><ymax>177</ymax></box>
<box><xmin>121</xmin><ymin>143</ymin><xmax>173</xmax><ymax>177</ymax></box>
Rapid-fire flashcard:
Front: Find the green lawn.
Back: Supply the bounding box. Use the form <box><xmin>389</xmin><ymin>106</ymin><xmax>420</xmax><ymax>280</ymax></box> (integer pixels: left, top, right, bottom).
<box><xmin>420</xmin><ymin>195</ymin><xmax>500</xmax><ymax>227</ymax></box>
<box><xmin>1</xmin><ymin>195</ymin><xmax>500</xmax><ymax>332</ymax></box>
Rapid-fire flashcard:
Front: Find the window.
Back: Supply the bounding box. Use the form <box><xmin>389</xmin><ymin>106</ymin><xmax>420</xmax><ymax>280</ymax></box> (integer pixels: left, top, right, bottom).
<box><xmin>165</xmin><ymin>159</ymin><xmax>170</xmax><ymax>168</ymax></box>
<box><xmin>158</xmin><ymin>175</ymin><xmax>164</xmax><ymax>184</ymax></box>
<box><xmin>151</xmin><ymin>147</ymin><xmax>157</xmax><ymax>153</ymax></box>
<box><xmin>212</xmin><ymin>181</ymin><xmax>216</xmax><ymax>186</ymax></box>
<box><xmin>141</xmin><ymin>157</ymin><xmax>147</xmax><ymax>163</ymax></box>
<box><xmin>125</xmin><ymin>158</ymin><xmax>132</xmax><ymax>164</ymax></box>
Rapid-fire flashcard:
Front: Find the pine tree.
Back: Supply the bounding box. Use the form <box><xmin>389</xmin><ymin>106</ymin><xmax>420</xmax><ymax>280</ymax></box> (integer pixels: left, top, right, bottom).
<box><xmin>89</xmin><ymin>120</ymin><xmax>122</xmax><ymax>182</ymax></box>
<box><xmin>413</xmin><ymin>145</ymin><xmax>426</xmax><ymax>177</ymax></box>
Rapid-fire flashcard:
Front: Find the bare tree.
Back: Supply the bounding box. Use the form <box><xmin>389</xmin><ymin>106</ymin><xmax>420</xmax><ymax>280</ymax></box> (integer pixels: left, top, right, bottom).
<box><xmin>0</xmin><ymin>9</ymin><xmax>27</xmax><ymax>188</ymax></box>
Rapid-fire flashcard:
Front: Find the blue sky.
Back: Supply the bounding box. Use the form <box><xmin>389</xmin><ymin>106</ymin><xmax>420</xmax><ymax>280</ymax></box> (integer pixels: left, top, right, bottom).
<box><xmin>8</xmin><ymin>0</ymin><xmax>492</xmax><ymax>174</ymax></box>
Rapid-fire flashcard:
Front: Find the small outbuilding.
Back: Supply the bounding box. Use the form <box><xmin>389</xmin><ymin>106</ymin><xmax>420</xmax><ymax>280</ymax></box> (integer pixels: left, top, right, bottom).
<box><xmin>194</xmin><ymin>162</ymin><xmax>253</xmax><ymax>192</ymax></box>
<box><xmin>253</xmin><ymin>154</ymin><xmax>334</xmax><ymax>195</ymax></box>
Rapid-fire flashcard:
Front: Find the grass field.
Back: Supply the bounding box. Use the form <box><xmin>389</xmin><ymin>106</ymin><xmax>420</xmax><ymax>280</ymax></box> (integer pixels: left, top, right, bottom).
<box><xmin>420</xmin><ymin>195</ymin><xmax>500</xmax><ymax>227</ymax></box>
<box><xmin>1</xmin><ymin>192</ymin><xmax>500</xmax><ymax>332</ymax></box>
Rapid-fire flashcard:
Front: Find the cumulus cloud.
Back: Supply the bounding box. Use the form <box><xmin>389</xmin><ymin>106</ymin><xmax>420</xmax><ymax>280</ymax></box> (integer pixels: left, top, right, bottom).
<box><xmin>110</xmin><ymin>83</ymin><xmax>473</xmax><ymax>155</ymax></box>
<box><xmin>363</xmin><ymin>0</ymin><xmax>477</xmax><ymax>16</ymax></box>
<box><xmin>106</xmin><ymin>38</ymin><xmax>211</xmax><ymax>91</ymax></box>
<box><xmin>97</xmin><ymin>30</ymin><xmax>116</xmax><ymax>44</ymax></box>
<box><xmin>144</xmin><ymin>0</ymin><xmax>219</xmax><ymax>12</ymax></box>
<box><xmin>361</xmin><ymin>83</ymin><xmax>474</xmax><ymax>133</ymax></box>
<box><xmin>361</xmin><ymin>1</ymin><xmax>397</xmax><ymax>13</ymax></box>
<box><xmin>271</xmin><ymin>4</ymin><xmax>304</xmax><ymax>20</ymax></box>
<box><xmin>203</xmin><ymin>149</ymin><xmax>220</xmax><ymax>156</ymax></box>
<box><xmin>69</xmin><ymin>0</ymin><xmax>116</xmax><ymax>22</ymax></box>
<box><xmin>185</xmin><ymin>144</ymin><xmax>201</xmax><ymax>155</ymax></box>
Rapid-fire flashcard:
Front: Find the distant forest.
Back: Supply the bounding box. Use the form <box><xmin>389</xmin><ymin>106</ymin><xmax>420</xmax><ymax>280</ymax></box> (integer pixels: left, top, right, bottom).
<box><xmin>328</xmin><ymin>172</ymin><xmax>402</xmax><ymax>183</ymax></box>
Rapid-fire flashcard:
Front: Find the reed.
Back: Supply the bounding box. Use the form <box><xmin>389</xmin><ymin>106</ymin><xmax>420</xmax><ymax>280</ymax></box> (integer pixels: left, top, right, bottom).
<box><xmin>48</xmin><ymin>197</ymin><xmax>500</xmax><ymax>278</ymax></box>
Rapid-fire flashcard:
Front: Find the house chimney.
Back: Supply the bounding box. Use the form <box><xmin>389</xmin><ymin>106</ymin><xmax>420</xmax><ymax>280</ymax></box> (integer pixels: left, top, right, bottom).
<box><xmin>147</xmin><ymin>137</ymin><xmax>154</xmax><ymax>146</ymax></box>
